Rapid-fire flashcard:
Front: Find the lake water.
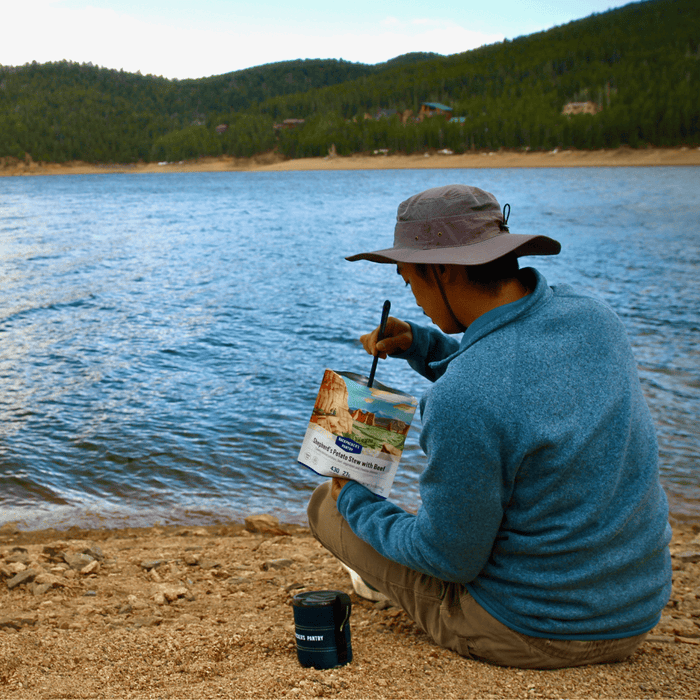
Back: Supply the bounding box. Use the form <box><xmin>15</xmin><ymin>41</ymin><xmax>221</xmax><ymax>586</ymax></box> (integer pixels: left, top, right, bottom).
<box><xmin>1</xmin><ymin>166</ymin><xmax>698</xmax><ymax>530</ymax></box>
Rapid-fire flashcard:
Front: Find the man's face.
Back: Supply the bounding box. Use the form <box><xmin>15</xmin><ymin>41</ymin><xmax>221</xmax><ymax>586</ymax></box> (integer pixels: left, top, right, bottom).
<box><xmin>397</xmin><ymin>262</ymin><xmax>448</xmax><ymax>330</ymax></box>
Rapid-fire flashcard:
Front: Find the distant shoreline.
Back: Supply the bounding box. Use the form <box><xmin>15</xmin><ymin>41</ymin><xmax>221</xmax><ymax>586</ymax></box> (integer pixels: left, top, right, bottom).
<box><xmin>2</xmin><ymin>146</ymin><xmax>700</xmax><ymax>177</ymax></box>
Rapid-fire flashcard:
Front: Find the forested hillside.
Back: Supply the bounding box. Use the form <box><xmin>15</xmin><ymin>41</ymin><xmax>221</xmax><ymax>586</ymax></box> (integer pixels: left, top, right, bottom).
<box><xmin>0</xmin><ymin>0</ymin><xmax>697</xmax><ymax>164</ymax></box>
<box><xmin>0</xmin><ymin>58</ymin><xmax>380</xmax><ymax>162</ymax></box>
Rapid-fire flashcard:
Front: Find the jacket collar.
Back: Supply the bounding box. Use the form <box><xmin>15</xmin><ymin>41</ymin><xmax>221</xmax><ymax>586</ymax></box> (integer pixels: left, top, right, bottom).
<box><xmin>428</xmin><ymin>267</ymin><xmax>552</xmax><ymax>372</ymax></box>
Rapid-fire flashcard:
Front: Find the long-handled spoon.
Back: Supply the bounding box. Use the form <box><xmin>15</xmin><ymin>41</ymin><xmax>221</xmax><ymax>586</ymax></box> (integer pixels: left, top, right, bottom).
<box><xmin>367</xmin><ymin>299</ymin><xmax>391</xmax><ymax>388</ymax></box>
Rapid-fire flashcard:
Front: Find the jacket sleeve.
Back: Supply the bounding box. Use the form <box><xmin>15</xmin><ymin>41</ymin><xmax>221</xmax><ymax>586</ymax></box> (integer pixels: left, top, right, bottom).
<box><xmin>336</xmin><ymin>377</ymin><xmax>507</xmax><ymax>582</ymax></box>
<box><xmin>391</xmin><ymin>323</ymin><xmax>460</xmax><ymax>383</ymax></box>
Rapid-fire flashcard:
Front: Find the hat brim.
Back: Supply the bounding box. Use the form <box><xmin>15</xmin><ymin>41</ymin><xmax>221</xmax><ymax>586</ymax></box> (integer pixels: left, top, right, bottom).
<box><xmin>346</xmin><ymin>233</ymin><xmax>561</xmax><ymax>265</ymax></box>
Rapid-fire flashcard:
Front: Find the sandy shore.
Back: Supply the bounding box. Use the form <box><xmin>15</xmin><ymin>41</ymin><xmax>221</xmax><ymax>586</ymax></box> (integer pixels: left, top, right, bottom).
<box><xmin>1</xmin><ymin>512</ymin><xmax>698</xmax><ymax>699</ymax></box>
<box><xmin>2</xmin><ymin>147</ymin><xmax>700</xmax><ymax>177</ymax></box>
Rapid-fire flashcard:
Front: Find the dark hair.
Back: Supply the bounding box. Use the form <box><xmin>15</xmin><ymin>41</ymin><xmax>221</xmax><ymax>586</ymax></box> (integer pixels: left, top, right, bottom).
<box><xmin>412</xmin><ymin>255</ymin><xmax>520</xmax><ymax>294</ymax></box>
<box><xmin>464</xmin><ymin>254</ymin><xmax>520</xmax><ymax>290</ymax></box>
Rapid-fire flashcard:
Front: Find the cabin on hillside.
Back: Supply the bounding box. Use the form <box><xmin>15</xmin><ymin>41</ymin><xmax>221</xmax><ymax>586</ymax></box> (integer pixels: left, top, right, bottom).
<box><xmin>561</xmin><ymin>101</ymin><xmax>601</xmax><ymax>116</ymax></box>
<box><xmin>419</xmin><ymin>102</ymin><xmax>453</xmax><ymax>120</ymax></box>
<box><xmin>274</xmin><ymin>118</ymin><xmax>306</xmax><ymax>130</ymax></box>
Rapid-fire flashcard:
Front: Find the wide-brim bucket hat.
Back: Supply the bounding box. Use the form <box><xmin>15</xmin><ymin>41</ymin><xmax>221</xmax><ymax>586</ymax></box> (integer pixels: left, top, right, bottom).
<box><xmin>346</xmin><ymin>184</ymin><xmax>561</xmax><ymax>265</ymax></box>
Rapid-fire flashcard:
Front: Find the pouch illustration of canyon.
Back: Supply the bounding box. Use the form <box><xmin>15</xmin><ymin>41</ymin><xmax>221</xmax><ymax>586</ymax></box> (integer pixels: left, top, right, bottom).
<box><xmin>309</xmin><ymin>369</ymin><xmax>416</xmax><ymax>459</ymax></box>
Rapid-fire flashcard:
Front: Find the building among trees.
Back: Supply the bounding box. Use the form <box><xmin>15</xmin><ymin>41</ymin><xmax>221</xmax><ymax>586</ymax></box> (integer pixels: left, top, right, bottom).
<box><xmin>419</xmin><ymin>102</ymin><xmax>453</xmax><ymax>120</ymax></box>
<box><xmin>561</xmin><ymin>101</ymin><xmax>602</xmax><ymax>116</ymax></box>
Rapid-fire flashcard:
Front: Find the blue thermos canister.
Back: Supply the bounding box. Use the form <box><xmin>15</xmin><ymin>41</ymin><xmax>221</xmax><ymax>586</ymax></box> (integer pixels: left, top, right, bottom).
<box><xmin>292</xmin><ymin>590</ymin><xmax>352</xmax><ymax>669</ymax></box>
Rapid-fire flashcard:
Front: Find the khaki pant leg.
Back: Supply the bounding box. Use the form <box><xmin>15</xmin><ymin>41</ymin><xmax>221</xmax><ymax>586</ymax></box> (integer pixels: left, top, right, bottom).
<box><xmin>448</xmin><ymin>593</ymin><xmax>649</xmax><ymax>669</ymax></box>
<box><xmin>307</xmin><ymin>482</ymin><xmax>649</xmax><ymax>670</ymax></box>
<box><xmin>307</xmin><ymin>481</ymin><xmax>450</xmax><ymax>644</ymax></box>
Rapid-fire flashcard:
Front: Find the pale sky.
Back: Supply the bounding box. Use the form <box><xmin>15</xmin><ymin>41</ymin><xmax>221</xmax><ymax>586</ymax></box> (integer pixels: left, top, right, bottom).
<box><xmin>3</xmin><ymin>0</ymin><xmax>637</xmax><ymax>80</ymax></box>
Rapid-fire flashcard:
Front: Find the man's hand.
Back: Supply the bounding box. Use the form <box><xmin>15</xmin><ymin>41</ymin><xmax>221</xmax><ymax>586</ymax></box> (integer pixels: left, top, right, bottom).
<box><xmin>360</xmin><ymin>316</ymin><xmax>413</xmax><ymax>359</ymax></box>
<box><xmin>331</xmin><ymin>477</ymin><xmax>350</xmax><ymax>501</ymax></box>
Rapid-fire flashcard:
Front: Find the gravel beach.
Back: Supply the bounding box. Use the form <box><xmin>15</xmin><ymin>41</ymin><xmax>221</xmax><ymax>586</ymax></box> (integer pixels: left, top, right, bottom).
<box><xmin>1</xmin><ymin>513</ymin><xmax>698</xmax><ymax>699</ymax></box>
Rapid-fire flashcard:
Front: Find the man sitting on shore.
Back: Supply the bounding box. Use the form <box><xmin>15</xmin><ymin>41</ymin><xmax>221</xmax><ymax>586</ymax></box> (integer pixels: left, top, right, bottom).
<box><xmin>307</xmin><ymin>184</ymin><xmax>672</xmax><ymax>669</ymax></box>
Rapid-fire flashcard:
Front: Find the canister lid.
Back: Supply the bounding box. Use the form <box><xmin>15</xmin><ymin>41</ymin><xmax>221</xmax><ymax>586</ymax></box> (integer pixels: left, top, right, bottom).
<box><xmin>292</xmin><ymin>590</ymin><xmax>350</xmax><ymax>607</ymax></box>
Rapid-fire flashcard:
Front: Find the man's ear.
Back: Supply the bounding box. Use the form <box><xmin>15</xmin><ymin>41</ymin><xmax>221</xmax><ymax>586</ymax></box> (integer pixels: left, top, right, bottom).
<box><xmin>436</xmin><ymin>264</ymin><xmax>461</xmax><ymax>284</ymax></box>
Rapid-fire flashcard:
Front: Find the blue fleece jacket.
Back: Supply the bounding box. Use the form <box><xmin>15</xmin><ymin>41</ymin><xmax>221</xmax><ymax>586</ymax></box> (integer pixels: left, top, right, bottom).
<box><xmin>337</xmin><ymin>268</ymin><xmax>672</xmax><ymax>640</ymax></box>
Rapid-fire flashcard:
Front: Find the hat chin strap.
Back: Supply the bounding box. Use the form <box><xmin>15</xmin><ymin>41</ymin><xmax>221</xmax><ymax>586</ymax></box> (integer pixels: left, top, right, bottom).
<box><xmin>431</xmin><ymin>266</ymin><xmax>467</xmax><ymax>333</ymax></box>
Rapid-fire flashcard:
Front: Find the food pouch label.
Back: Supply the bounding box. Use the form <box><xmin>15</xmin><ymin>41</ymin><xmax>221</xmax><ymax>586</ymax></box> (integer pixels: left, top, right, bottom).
<box><xmin>297</xmin><ymin>370</ymin><xmax>418</xmax><ymax>498</ymax></box>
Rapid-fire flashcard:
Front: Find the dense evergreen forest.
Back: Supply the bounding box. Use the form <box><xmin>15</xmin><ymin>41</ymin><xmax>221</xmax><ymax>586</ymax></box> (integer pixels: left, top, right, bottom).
<box><xmin>0</xmin><ymin>0</ymin><xmax>697</xmax><ymax>164</ymax></box>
